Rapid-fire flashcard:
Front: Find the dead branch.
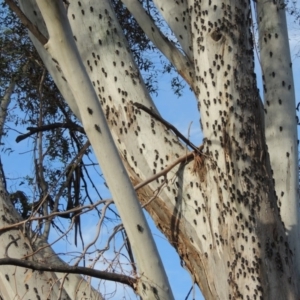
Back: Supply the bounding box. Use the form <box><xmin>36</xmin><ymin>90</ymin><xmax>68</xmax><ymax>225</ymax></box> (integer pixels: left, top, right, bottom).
<box><xmin>16</xmin><ymin>122</ymin><xmax>85</xmax><ymax>143</ymax></box>
<box><xmin>133</xmin><ymin>102</ymin><xmax>202</xmax><ymax>155</ymax></box>
<box><xmin>0</xmin><ymin>198</ymin><xmax>108</xmax><ymax>235</ymax></box>
<box><xmin>134</xmin><ymin>152</ymin><xmax>194</xmax><ymax>191</ymax></box>
<box><xmin>0</xmin><ymin>257</ymin><xmax>136</xmax><ymax>288</ymax></box>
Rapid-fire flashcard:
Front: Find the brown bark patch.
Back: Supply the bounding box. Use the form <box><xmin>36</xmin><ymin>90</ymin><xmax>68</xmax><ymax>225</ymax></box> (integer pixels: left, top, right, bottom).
<box><xmin>192</xmin><ymin>153</ymin><xmax>207</xmax><ymax>182</ymax></box>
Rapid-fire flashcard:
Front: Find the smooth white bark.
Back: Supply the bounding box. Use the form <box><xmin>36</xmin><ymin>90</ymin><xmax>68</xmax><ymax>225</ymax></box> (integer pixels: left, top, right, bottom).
<box><xmin>152</xmin><ymin>0</ymin><xmax>193</xmax><ymax>61</ymax></box>
<box><xmin>34</xmin><ymin>1</ymin><xmax>174</xmax><ymax>299</ymax></box>
<box><xmin>121</xmin><ymin>0</ymin><xmax>194</xmax><ymax>86</ymax></box>
<box><xmin>18</xmin><ymin>0</ymin><xmax>81</xmax><ymax>121</ymax></box>
<box><xmin>256</xmin><ymin>0</ymin><xmax>300</xmax><ymax>280</ymax></box>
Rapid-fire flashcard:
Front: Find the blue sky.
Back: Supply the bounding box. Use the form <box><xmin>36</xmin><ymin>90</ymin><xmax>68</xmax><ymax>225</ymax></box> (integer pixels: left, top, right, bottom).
<box><xmin>2</xmin><ymin>5</ymin><xmax>300</xmax><ymax>300</ymax></box>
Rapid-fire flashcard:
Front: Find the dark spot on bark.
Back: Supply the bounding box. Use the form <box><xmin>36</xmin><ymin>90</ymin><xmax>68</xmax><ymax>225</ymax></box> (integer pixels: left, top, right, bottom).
<box><xmin>95</xmin><ymin>124</ymin><xmax>101</xmax><ymax>133</ymax></box>
<box><xmin>211</xmin><ymin>30</ymin><xmax>222</xmax><ymax>41</ymax></box>
<box><xmin>137</xmin><ymin>224</ymin><xmax>143</xmax><ymax>232</ymax></box>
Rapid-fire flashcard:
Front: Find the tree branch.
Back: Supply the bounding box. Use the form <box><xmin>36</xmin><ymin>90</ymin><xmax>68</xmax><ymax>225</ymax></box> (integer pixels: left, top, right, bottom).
<box><xmin>16</xmin><ymin>122</ymin><xmax>85</xmax><ymax>143</ymax></box>
<box><xmin>120</xmin><ymin>0</ymin><xmax>194</xmax><ymax>87</ymax></box>
<box><xmin>0</xmin><ymin>190</ymin><xmax>104</xmax><ymax>236</ymax></box>
<box><xmin>0</xmin><ymin>257</ymin><xmax>136</xmax><ymax>288</ymax></box>
<box><xmin>133</xmin><ymin>102</ymin><xmax>202</xmax><ymax>154</ymax></box>
<box><xmin>0</xmin><ymin>79</ymin><xmax>15</xmax><ymax>189</ymax></box>
<box><xmin>4</xmin><ymin>0</ymin><xmax>48</xmax><ymax>45</ymax></box>
<box><xmin>134</xmin><ymin>151</ymin><xmax>195</xmax><ymax>191</ymax></box>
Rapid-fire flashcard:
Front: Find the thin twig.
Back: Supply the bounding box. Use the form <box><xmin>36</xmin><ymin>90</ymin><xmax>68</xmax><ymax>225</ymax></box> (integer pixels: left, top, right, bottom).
<box><xmin>74</xmin><ymin>200</ymin><xmax>114</xmax><ymax>266</ymax></box>
<box><xmin>0</xmin><ymin>198</ymin><xmax>107</xmax><ymax>235</ymax></box>
<box><xmin>32</xmin><ymin>141</ymin><xmax>90</xmax><ymax>218</ymax></box>
<box><xmin>122</xmin><ymin>230</ymin><xmax>137</xmax><ymax>275</ymax></box>
<box><xmin>5</xmin><ymin>237</ymin><xmax>20</xmax><ymax>257</ymax></box>
<box><xmin>184</xmin><ymin>285</ymin><xmax>193</xmax><ymax>300</ymax></box>
<box><xmin>95</xmin><ymin>224</ymin><xmax>123</xmax><ymax>259</ymax></box>
<box><xmin>23</xmin><ymin>217</ymin><xmax>77</xmax><ymax>260</ymax></box>
<box><xmin>142</xmin><ymin>177</ymin><xmax>167</xmax><ymax>208</ymax></box>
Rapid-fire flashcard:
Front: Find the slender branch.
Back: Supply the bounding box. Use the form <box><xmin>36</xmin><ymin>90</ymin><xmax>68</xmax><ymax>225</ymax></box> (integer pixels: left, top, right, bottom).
<box><xmin>141</xmin><ymin>177</ymin><xmax>167</xmax><ymax>208</ymax></box>
<box><xmin>123</xmin><ymin>230</ymin><xmax>137</xmax><ymax>275</ymax></box>
<box><xmin>184</xmin><ymin>285</ymin><xmax>194</xmax><ymax>300</ymax></box>
<box><xmin>0</xmin><ymin>79</ymin><xmax>15</xmax><ymax>189</ymax></box>
<box><xmin>0</xmin><ymin>198</ymin><xmax>107</xmax><ymax>235</ymax></box>
<box><xmin>91</xmin><ymin>224</ymin><xmax>124</xmax><ymax>272</ymax></box>
<box><xmin>4</xmin><ymin>0</ymin><xmax>48</xmax><ymax>45</ymax></box>
<box><xmin>37</xmin><ymin>69</ymin><xmax>51</xmax><ymax>240</ymax></box>
<box><xmin>5</xmin><ymin>237</ymin><xmax>20</xmax><ymax>257</ymax></box>
<box><xmin>95</xmin><ymin>224</ymin><xmax>123</xmax><ymax>258</ymax></box>
<box><xmin>0</xmin><ymin>257</ymin><xmax>136</xmax><ymax>288</ymax></box>
<box><xmin>134</xmin><ymin>151</ymin><xmax>194</xmax><ymax>191</ymax></box>
<box><xmin>133</xmin><ymin>102</ymin><xmax>202</xmax><ymax>154</ymax></box>
<box><xmin>73</xmin><ymin>200</ymin><xmax>113</xmax><ymax>266</ymax></box>
<box><xmin>0</xmin><ymin>79</ymin><xmax>15</xmax><ymax>141</ymax></box>
<box><xmin>24</xmin><ymin>218</ymin><xmax>76</xmax><ymax>259</ymax></box>
<box><xmin>16</xmin><ymin>122</ymin><xmax>85</xmax><ymax>143</ymax></box>
<box><xmin>51</xmin><ymin>141</ymin><xmax>90</xmax><ymax>217</ymax></box>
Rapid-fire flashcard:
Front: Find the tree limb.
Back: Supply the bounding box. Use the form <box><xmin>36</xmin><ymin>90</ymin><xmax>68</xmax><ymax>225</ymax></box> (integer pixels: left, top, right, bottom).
<box><xmin>0</xmin><ymin>257</ymin><xmax>136</xmax><ymax>288</ymax></box>
<box><xmin>4</xmin><ymin>0</ymin><xmax>48</xmax><ymax>45</ymax></box>
<box><xmin>120</xmin><ymin>0</ymin><xmax>194</xmax><ymax>87</ymax></box>
<box><xmin>16</xmin><ymin>122</ymin><xmax>85</xmax><ymax>143</ymax></box>
<box><xmin>133</xmin><ymin>102</ymin><xmax>202</xmax><ymax>154</ymax></box>
<box><xmin>0</xmin><ymin>79</ymin><xmax>15</xmax><ymax>190</ymax></box>
<box><xmin>134</xmin><ymin>151</ymin><xmax>195</xmax><ymax>191</ymax></box>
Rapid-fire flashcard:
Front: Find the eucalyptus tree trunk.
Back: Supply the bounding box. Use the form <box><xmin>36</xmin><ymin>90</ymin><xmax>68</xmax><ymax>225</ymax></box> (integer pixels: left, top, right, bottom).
<box><xmin>3</xmin><ymin>0</ymin><xmax>300</xmax><ymax>299</ymax></box>
<box><xmin>256</xmin><ymin>0</ymin><xmax>300</xmax><ymax>279</ymax></box>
